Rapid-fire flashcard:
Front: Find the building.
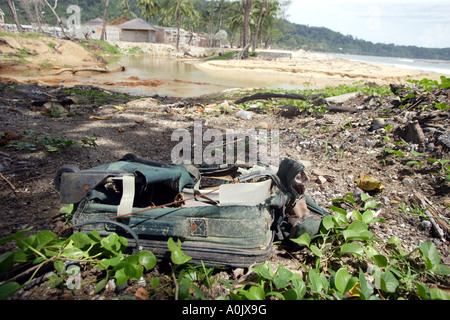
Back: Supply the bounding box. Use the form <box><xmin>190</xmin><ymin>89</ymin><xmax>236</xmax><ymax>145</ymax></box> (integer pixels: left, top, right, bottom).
<box><xmin>118</xmin><ymin>18</ymin><xmax>160</xmax><ymax>43</ymax></box>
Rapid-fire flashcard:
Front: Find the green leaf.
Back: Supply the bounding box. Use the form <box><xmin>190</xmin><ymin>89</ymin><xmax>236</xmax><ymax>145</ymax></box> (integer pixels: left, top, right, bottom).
<box><xmin>60</xmin><ymin>203</ymin><xmax>74</xmax><ymax>214</ymax></box>
<box><xmin>94</xmin><ymin>277</ymin><xmax>108</xmax><ymax>293</ymax></box>
<box><xmin>115</xmin><ymin>268</ymin><xmax>128</xmax><ymax>287</ymax></box>
<box><xmin>167</xmin><ymin>237</ymin><xmax>178</xmax><ymax>251</ymax></box>
<box><xmin>372</xmin><ymin>254</ymin><xmax>388</xmax><ymax>268</ymax></box>
<box><xmin>0</xmin><ymin>281</ymin><xmax>22</xmax><ymax>300</ymax></box>
<box><xmin>291</xmin><ymin>232</ymin><xmax>311</xmax><ymax>247</ymax></box>
<box><xmin>138</xmin><ymin>251</ymin><xmax>156</xmax><ymax>271</ymax></box>
<box><xmin>251</xmin><ymin>262</ymin><xmax>273</xmax><ymax>281</ymax></box>
<box><xmin>340</xmin><ymin>243</ymin><xmax>364</xmax><ymax>257</ymax></box>
<box><xmin>430</xmin><ymin>288</ymin><xmax>450</xmax><ymax>300</ymax></box>
<box><xmin>171</xmin><ymin>248</ymin><xmax>192</xmax><ymax>265</ymax></box>
<box><xmin>0</xmin><ymin>227</ymin><xmax>33</xmax><ymax>245</ymax></box>
<box><xmin>273</xmin><ymin>265</ymin><xmax>293</xmax><ymax>289</ymax></box>
<box><xmin>329</xmin><ymin>205</ymin><xmax>347</xmax><ymax>215</ymax></box>
<box><xmin>322</xmin><ymin>215</ymin><xmax>334</xmax><ymax>230</ymax></box>
<box><xmin>0</xmin><ymin>252</ymin><xmax>14</xmax><ymax>273</ymax></box>
<box><xmin>358</xmin><ymin>269</ymin><xmax>374</xmax><ymax>300</ymax></box>
<box><xmin>335</xmin><ymin>268</ymin><xmax>358</xmax><ymax>295</ymax></box>
<box><xmin>69</xmin><ymin>232</ymin><xmax>94</xmax><ymax>249</ymax></box>
<box><xmin>245</xmin><ymin>285</ymin><xmax>265</xmax><ymax>300</ymax></box>
<box><xmin>308</xmin><ymin>269</ymin><xmax>323</xmax><ymax>293</ymax></box>
<box><xmin>415</xmin><ymin>282</ymin><xmax>429</xmax><ymax>299</ymax></box>
<box><xmin>419</xmin><ymin>242</ymin><xmax>441</xmax><ymax>271</ymax></box>
<box><xmin>54</xmin><ymin>260</ymin><xmax>65</xmax><ymax>274</ymax></box>
<box><xmin>167</xmin><ymin>238</ymin><xmax>191</xmax><ymax>265</ymax></box>
<box><xmin>310</xmin><ymin>244</ymin><xmax>323</xmax><ymax>257</ymax></box>
<box><xmin>373</xmin><ymin>268</ymin><xmax>399</xmax><ymax>293</ymax></box>
<box><xmin>62</xmin><ymin>247</ymin><xmax>85</xmax><ymax>260</ymax></box>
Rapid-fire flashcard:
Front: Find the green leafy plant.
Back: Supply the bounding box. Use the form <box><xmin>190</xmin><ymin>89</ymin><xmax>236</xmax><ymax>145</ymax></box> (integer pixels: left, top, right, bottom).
<box><xmin>7</xmin><ymin>131</ymin><xmax>97</xmax><ymax>152</ymax></box>
<box><xmin>0</xmin><ymin>228</ymin><xmax>156</xmax><ymax>298</ymax></box>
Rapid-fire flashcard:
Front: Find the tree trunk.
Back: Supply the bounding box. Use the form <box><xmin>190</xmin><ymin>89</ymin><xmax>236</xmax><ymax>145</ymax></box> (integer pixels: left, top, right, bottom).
<box><xmin>100</xmin><ymin>0</ymin><xmax>109</xmax><ymax>40</ymax></box>
<box><xmin>33</xmin><ymin>1</ymin><xmax>43</xmax><ymax>33</ymax></box>
<box><xmin>176</xmin><ymin>0</ymin><xmax>181</xmax><ymax>51</ymax></box>
<box><xmin>252</xmin><ymin>0</ymin><xmax>265</xmax><ymax>51</ymax></box>
<box><xmin>5</xmin><ymin>0</ymin><xmax>23</xmax><ymax>33</ymax></box>
<box><xmin>242</xmin><ymin>0</ymin><xmax>252</xmax><ymax>59</ymax></box>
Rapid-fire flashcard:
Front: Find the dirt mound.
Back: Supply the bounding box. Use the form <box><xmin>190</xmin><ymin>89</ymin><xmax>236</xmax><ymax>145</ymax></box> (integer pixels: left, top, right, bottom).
<box><xmin>0</xmin><ymin>34</ymin><xmax>104</xmax><ymax>72</ymax></box>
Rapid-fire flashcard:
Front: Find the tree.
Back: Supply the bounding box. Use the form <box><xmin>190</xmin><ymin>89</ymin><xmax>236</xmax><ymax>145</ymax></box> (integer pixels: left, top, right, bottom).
<box><xmin>100</xmin><ymin>0</ymin><xmax>109</xmax><ymax>40</ymax></box>
<box><xmin>252</xmin><ymin>0</ymin><xmax>265</xmax><ymax>51</ymax></box>
<box><xmin>119</xmin><ymin>0</ymin><xmax>136</xmax><ymax>19</ymax></box>
<box><xmin>161</xmin><ymin>0</ymin><xmax>196</xmax><ymax>50</ymax></box>
<box><xmin>4</xmin><ymin>0</ymin><xmax>23</xmax><ymax>33</ymax></box>
<box><xmin>242</xmin><ymin>0</ymin><xmax>252</xmax><ymax>58</ymax></box>
<box><xmin>224</xmin><ymin>0</ymin><xmax>242</xmax><ymax>48</ymax></box>
<box><xmin>42</xmin><ymin>0</ymin><xmax>68</xmax><ymax>37</ymax></box>
<box><xmin>137</xmin><ymin>0</ymin><xmax>160</xmax><ymax>21</ymax></box>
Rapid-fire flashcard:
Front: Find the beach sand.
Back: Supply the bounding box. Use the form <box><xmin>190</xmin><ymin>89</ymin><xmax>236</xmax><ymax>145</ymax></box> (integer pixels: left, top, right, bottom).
<box><xmin>193</xmin><ymin>49</ymin><xmax>443</xmax><ymax>88</ymax></box>
<box><xmin>0</xmin><ymin>35</ymin><xmax>443</xmax><ymax>91</ymax></box>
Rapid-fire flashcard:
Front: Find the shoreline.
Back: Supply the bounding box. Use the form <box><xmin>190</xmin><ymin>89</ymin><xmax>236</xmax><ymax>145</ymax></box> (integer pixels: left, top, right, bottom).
<box><xmin>191</xmin><ymin>50</ymin><xmax>444</xmax><ymax>89</ymax></box>
<box><xmin>0</xmin><ymin>34</ymin><xmax>446</xmax><ymax>95</ymax></box>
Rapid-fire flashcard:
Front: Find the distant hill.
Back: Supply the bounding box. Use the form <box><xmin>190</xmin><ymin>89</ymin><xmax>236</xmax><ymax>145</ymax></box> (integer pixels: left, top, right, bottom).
<box><xmin>1</xmin><ymin>0</ymin><xmax>449</xmax><ymax>60</ymax></box>
<box><xmin>273</xmin><ymin>19</ymin><xmax>450</xmax><ymax>61</ymax></box>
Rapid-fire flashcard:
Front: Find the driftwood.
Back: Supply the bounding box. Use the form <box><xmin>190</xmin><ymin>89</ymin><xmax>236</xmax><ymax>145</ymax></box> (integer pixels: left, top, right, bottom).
<box><xmin>411</xmin><ymin>192</ymin><xmax>450</xmax><ymax>240</ymax></box>
<box><xmin>54</xmin><ymin>65</ymin><xmax>125</xmax><ymax>75</ymax></box>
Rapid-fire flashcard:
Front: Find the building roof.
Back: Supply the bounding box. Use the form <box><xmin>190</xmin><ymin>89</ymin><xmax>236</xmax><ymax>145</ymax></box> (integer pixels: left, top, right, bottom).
<box><xmin>83</xmin><ymin>18</ymin><xmax>104</xmax><ymax>26</ymax></box>
<box><xmin>118</xmin><ymin>18</ymin><xmax>158</xmax><ymax>31</ymax></box>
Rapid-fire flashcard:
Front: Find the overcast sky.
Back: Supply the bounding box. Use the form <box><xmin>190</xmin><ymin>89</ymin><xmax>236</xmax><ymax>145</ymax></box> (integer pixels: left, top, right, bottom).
<box><xmin>286</xmin><ymin>0</ymin><xmax>450</xmax><ymax>48</ymax></box>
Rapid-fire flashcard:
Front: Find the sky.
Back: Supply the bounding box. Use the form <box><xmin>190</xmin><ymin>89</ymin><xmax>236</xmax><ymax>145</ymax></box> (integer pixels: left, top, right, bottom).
<box><xmin>286</xmin><ymin>0</ymin><xmax>450</xmax><ymax>48</ymax></box>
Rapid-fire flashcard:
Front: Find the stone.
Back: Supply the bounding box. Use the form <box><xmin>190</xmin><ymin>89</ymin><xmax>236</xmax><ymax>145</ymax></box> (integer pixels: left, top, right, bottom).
<box><xmin>125</xmin><ymin>97</ymin><xmax>159</xmax><ymax>112</ymax></box>
<box><xmin>325</xmin><ymin>92</ymin><xmax>361</xmax><ymax>104</ymax></box>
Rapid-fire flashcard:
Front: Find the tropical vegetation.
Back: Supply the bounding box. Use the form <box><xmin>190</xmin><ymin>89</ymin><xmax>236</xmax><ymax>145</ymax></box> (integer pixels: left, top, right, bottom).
<box><xmin>1</xmin><ymin>0</ymin><xmax>449</xmax><ymax>59</ymax></box>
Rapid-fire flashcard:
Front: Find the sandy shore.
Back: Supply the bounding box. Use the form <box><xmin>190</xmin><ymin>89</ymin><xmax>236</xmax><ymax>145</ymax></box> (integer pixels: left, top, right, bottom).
<box><xmin>193</xmin><ymin>49</ymin><xmax>443</xmax><ymax>88</ymax></box>
<box><xmin>0</xmin><ymin>34</ymin><xmax>443</xmax><ymax>91</ymax></box>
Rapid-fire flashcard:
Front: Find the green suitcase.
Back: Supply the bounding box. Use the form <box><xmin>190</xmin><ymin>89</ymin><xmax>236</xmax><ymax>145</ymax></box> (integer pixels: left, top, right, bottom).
<box><xmin>55</xmin><ymin>155</ymin><xmax>328</xmax><ymax>267</ymax></box>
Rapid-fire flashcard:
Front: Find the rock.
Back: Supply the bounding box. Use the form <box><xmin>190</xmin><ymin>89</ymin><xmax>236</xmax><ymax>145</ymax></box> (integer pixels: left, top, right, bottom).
<box><xmin>316</xmin><ymin>176</ymin><xmax>327</xmax><ymax>185</ymax></box>
<box><xmin>43</xmin><ymin>101</ymin><xmax>68</xmax><ymax>117</ymax></box>
<box><xmin>325</xmin><ymin>92</ymin><xmax>361</xmax><ymax>104</ymax></box>
<box><xmin>395</xmin><ymin>121</ymin><xmax>426</xmax><ymax>145</ymax></box>
<box><xmin>125</xmin><ymin>97</ymin><xmax>159</xmax><ymax>112</ymax></box>
<box><xmin>369</xmin><ymin>118</ymin><xmax>386</xmax><ymax>132</ymax></box>
<box><xmin>437</xmin><ymin>133</ymin><xmax>450</xmax><ymax>150</ymax></box>
<box><xmin>419</xmin><ymin>220</ymin><xmax>432</xmax><ymax>231</ymax></box>
<box><xmin>402</xmin><ymin>177</ymin><xmax>414</xmax><ymax>186</ymax></box>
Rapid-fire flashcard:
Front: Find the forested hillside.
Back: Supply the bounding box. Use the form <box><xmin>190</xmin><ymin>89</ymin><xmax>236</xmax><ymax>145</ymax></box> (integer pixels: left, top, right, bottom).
<box><xmin>1</xmin><ymin>0</ymin><xmax>449</xmax><ymax>60</ymax></box>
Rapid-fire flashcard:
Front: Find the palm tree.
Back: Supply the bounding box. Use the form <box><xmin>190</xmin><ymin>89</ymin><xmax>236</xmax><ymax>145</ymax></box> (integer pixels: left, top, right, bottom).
<box><xmin>137</xmin><ymin>0</ymin><xmax>160</xmax><ymax>21</ymax></box>
<box><xmin>242</xmin><ymin>0</ymin><xmax>252</xmax><ymax>58</ymax></box>
<box><xmin>225</xmin><ymin>0</ymin><xmax>244</xmax><ymax>48</ymax></box>
<box><xmin>260</xmin><ymin>0</ymin><xmax>280</xmax><ymax>48</ymax></box>
<box><xmin>161</xmin><ymin>0</ymin><xmax>196</xmax><ymax>50</ymax></box>
<box><xmin>119</xmin><ymin>0</ymin><xmax>136</xmax><ymax>19</ymax></box>
<box><xmin>252</xmin><ymin>0</ymin><xmax>266</xmax><ymax>51</ymax></box>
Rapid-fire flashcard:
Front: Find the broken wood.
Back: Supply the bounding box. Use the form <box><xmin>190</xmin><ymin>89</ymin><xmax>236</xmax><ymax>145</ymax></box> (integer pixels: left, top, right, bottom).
<box><xmin>54</xmin><ymin>65</ymin><xmax>126</xmax><ymax>75</ymax></box>
<box><xmin>411</xmin><ymin>192</ymin><xmax>450</xmax><ymax>240</ymax></box>
<box><xmin>0</xmin><ymin>172</ymin><xmax>16</xmax><ymax>193</ymax></box>
<box><xmin>235</xmin><ymin>92</ymin><xmax>323</xmax><ymax>104</ymax></box>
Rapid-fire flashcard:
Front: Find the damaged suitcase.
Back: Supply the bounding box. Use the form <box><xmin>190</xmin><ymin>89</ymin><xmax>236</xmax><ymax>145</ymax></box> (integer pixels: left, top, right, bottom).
<box><xmin>54</xmin><ymin>154</ymin><xmax>328</xmax><ymax>267</ymax></box>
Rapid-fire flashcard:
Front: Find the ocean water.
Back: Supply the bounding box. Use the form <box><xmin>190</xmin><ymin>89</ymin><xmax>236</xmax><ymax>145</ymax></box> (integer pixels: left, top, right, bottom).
<box><xmin>326</xmin><ymin>53</ymin><xmax>450</xmax><ymax>76</ymax></box>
